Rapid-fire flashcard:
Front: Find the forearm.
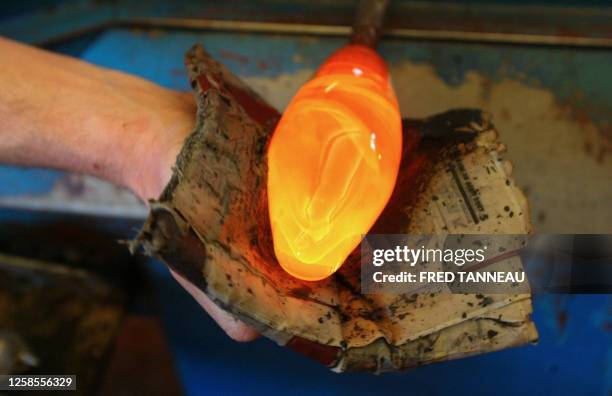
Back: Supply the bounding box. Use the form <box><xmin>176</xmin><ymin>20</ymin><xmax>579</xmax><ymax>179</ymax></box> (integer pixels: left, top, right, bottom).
<box><xmin>0</xmin><ymin>37</ymin><xmax>257</xmax><ymax>341</ymax></box>
<box><xmin>0</xmin><ymin>36</ymin><xmax>195</xmax><ymax>200</ymax></box>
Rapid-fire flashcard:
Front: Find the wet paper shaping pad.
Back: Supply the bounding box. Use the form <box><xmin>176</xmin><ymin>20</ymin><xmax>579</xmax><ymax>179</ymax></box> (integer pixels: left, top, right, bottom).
<box><xmin>132</xmin><ymin>45</ymin><xmax>538</xmax><ymax>373</ymax></box>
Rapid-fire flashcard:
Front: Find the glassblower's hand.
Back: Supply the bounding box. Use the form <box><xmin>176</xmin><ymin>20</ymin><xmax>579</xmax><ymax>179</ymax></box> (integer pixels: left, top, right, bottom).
<box><xmin>153</xmin><ymin>115</ymin><xmax>259</xmax><ymax>342</ymax></box>
<box><xmin>0</xmin><ymin>37</ymin><xmax>258</xmax><ymax>342</ymax></box>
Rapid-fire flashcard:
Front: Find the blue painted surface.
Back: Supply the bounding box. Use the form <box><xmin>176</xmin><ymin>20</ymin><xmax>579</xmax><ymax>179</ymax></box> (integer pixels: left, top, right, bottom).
<box><xmin>0</xmin><ymin>11</ymin><xmax>610</xmax><ymax>395</ymax></box>
<box><xmin>0</xmin><ymin>166</ymin><xmax>63</xmax><ymax>196</ymax></box>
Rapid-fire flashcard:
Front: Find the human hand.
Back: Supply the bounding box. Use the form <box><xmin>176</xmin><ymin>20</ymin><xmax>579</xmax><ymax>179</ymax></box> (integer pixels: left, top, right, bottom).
<box><xmin>129</xmin><ymin>90</ymin><xmax>259</xmax><ymax>342</ymax></box>
<box><xmin>0</xmin><ymin>37</ymin><xmax>258</xmax><ymax>342</ymax></box>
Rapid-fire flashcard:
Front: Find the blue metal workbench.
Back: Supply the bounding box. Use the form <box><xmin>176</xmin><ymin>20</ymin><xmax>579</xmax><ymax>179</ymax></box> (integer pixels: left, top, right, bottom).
<box><xmin>1</xmin><ymin>1</ymin><xmax>611</xmax><ymax>394</ymax></box>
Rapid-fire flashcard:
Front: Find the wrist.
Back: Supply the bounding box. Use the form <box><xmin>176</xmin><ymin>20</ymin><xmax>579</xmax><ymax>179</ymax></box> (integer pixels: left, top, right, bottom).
<box><xmin>0</xmin><ymin>37</ymin><xmax>195</xmax><ymax>204</ymax></box>
<box><xmin>119</xmin><ymin>91</ymin><xmax>196</xmax><ymax>202</ymax></box>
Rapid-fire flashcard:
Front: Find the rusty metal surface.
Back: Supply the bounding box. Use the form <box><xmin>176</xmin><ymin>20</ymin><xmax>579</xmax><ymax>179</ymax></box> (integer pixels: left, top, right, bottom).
<box><xmin>0</xmin><ymin>215</ymin><xmax>147</xmax><ymax>393</ymax></box>
<box><xmin>2</xmin><ymin>1</ymin><xmax>612</xmax><ymax>47</ymax></box>
<box><xmin>0</xmin><ymin>253</ymin><xmax>124</xmax><ymax>394</ymax></box>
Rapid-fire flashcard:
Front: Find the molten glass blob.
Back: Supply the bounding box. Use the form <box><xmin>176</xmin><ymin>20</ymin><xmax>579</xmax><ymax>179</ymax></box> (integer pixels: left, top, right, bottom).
<box><xmin>267</xmin><ymin>45</ymin><xmax>402</xmax><ymax>281</ymax></box>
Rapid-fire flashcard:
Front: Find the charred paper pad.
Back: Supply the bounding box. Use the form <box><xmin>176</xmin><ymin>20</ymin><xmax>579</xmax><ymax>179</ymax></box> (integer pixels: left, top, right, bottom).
<box><xmin>133</xmin><ymin>45</ymin><xmax>538</xmax><ymax>373</ymax></box>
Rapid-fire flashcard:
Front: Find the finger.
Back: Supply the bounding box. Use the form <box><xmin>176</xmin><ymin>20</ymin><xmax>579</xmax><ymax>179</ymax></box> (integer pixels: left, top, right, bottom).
<box><xmin>170</xmin><ymin>270</ymin><xmax>259</xmax><ymax>342</ymax></box>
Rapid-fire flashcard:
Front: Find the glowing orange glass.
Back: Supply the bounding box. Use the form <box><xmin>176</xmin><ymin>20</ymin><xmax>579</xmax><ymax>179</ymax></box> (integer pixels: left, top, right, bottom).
<box><xmin>267</xmin><ymin>44</ymin><xmax>402</xmax><ymax>281</ymax></box>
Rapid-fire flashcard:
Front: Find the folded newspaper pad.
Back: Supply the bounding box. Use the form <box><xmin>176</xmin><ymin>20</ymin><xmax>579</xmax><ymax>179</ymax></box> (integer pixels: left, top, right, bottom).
<box><xmin>133</xmin><ymin>45</ymin><xmax>538</xmax><ymax>373</ymax></box>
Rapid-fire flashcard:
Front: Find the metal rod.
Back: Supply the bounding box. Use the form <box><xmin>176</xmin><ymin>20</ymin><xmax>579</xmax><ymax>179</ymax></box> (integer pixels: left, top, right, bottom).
<box><xmin>29</xmin><ymin>16</ymin><xmax>612</xmax><ymax>50</ymax></box>
<box><xmin>120</xmin><ymin>17</ymin><xmax>612</xmax><ymax>49</ymax></box>
<box><xmin>350</xmin><ymin>0</ymin><xmax>389</xmax><ymax>48</ymax></box>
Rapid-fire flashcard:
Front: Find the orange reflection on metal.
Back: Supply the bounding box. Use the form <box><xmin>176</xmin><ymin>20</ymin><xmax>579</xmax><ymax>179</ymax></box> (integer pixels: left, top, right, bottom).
<box><xmin>267</xmin><ymin>45</ymin><xmax>402</xmax><ymax>281</ymax></box>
